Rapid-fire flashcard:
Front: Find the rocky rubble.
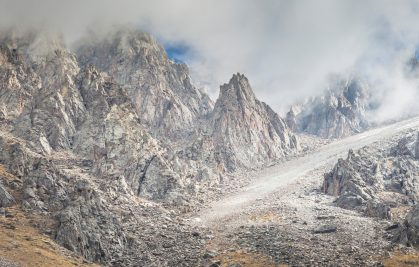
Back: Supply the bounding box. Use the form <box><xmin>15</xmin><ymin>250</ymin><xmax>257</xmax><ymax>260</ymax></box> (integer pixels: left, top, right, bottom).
<box><xmin>0</xmin><ymin>130</ymin><xmax>212</xmax><ymax>266</ymax></box>
<box><xmin>233</xmin><ymin>222</ymin><xmax>386</xmax><ymax>266</ymax></box>
<box><xmin>323</xmin><ymin>130</ymin><xmax>419</xmax><ymax>251</ymax></box>
<box><xmin>203</xmin><ymin>165</ymin><xmax>392</xmax><ymax>267</ymax></box>
<box><xmin>323</xmin><ymin>131</ymin><xmax>419</xmax><ymax>219</ymax></box>
<box><xmin>287</xmin><ymin>77</ymin><xmax>370</xmax><ymax>139</ymax></box>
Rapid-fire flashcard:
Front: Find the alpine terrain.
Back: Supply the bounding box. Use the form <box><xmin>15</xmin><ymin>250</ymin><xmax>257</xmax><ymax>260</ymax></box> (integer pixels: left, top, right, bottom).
<box><xmin>1</xmin><ymin>2</ymin><xmax>419</xmax><ymax>266</ymax></box>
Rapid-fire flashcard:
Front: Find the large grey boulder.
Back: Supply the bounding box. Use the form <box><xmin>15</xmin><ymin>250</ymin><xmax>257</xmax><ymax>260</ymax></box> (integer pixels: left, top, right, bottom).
<box><xmin>396</xmin><ymin>204</ymin><xmax>419</xmax><ymax>246</ymax></box>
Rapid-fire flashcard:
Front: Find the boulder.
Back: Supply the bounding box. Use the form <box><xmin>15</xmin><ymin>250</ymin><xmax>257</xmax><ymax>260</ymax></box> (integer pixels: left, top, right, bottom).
<box><xmin>0</xmin><ymin>183</ymin><xmax>15</xmax><ymax>207</ymax></box>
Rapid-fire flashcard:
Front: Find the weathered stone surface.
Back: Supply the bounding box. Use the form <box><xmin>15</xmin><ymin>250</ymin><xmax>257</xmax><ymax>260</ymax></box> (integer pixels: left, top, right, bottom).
<box><xmin>395</xmin><ymin>204</ymin><xmax>419</xmax><ymax>246</ymax></box>
<box><xmin>0</xmin><ymin>27</ymin><xmax>301</xmax><ymax>266</ymax></box>
<box><xmin>76</xmin><ymin>26</ymin><xmax>213</xmax><ymax>140</ymax></box>
<box><xmin>313</xmin><ymin>225</ymin><xmax>337</xmax><ymax>234</ymax></box>
<box><xmin>73</xmin><ymin>66</ymin><xmax>189</xmax><ymax>201</ymax></box>
<box><xmin>0</xmin><ymin>182</ymin><xmax>14</xmax><ymax>207</ymax></box>
<box><xmin>210</xmin><ymin>73</ymin><xmax>299</xmax><ymax>171</ymax></box>
<box><xmin>287</xmin><ymin>78</ymin><xmax>370</xmax><ymax>139</ymax></box>
<box><xmin>13</xmin><ymin>48</ymin><xmax>86</xmax><ymax>151</ymax></box>
<box><xmin>323</xmin><ymin>131</ymin><xmax>419</xmax><ymax>219</ymax></box>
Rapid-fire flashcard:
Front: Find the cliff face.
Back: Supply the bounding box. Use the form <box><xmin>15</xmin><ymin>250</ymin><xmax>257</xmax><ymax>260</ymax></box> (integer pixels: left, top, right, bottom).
<box><xmin>0</xmin><ymin>29</ymin><xmax>214</xmax><ymax>265</ymax></box>
<box><xmin>76</xmin><ymin>27</ymin><xmax>213</xmax><ymax>140</ymax></box>
<box><xmin>287</xmin><ymin>78</ymin><xmax>370</xmax><ymax>139</ymax></box>
<box><xmin>0</xmin><ymin>27</ymin><xmax>300</xmax><ymax>265</ymax></box>
<box><xmin>211</xmin><ymin>73</ymin><xmax>299</xmax><ymax>171</ymax></box>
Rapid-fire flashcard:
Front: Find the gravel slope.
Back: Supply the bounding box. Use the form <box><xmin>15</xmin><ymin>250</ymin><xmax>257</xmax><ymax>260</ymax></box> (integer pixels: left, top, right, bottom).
<box><xmin>189</xmin><ymin>116</ymin><xmax>419</xmax><ymax>266</ymax></box>
<box><xmin>195</xmin><ymin>116</ymin><xmax>419</xmax><ymax>225</ymax></box>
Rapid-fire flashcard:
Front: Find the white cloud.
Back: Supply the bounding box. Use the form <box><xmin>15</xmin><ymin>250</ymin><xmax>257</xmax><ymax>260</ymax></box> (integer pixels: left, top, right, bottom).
<box><xmin>1</xmin><ymin>0</ymin><xmax>419</xmax><ymax>118</ymax></box>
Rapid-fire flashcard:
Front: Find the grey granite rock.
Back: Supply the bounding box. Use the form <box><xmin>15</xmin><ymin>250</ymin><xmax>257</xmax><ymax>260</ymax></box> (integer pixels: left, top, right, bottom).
<box><xmin>76</xmin><ymin>26</ymin><xmax>213</xmax><ymax>141</ymax></box>
<box><xmin>323</xmin><ymin>132</ymin><xmax>419</xmax><ymax>219</ymax></box>
<box><xmin>287</xmin><ymin>77</ymin><xmax>370</xmax><ymax>139</ymax></box>
<box><xmin>0</xmin><ymin>182</ymin><xmax>14</xmax><ymax>207</ymax></box>
<box><xmin>210</xmin><ymin>73</ymin><xmax>299</xmax><ymax>171</ymax></box>
<box><xmin>0</xmin><ymin>28</ymin><xmax>301</xmax><ymax>266</ymax></box>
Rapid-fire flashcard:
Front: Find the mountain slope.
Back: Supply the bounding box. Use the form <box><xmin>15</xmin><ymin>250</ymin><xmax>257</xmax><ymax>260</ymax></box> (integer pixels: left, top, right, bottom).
<box><xmin>0</xmin><ymin>27</ymin><xmax>302</xmax><ymax>266</ymax></box>
<box><xmin>76</xmin><ymin>26</ymin><xmax>213</xmax><ymax>140</ymax></box>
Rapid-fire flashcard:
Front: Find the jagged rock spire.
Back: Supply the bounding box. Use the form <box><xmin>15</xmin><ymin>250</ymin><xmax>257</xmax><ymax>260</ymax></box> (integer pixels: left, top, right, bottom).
<box><xmin>217</xmin><ymin>73</ymin><xmax>256</xmax><ymax>108</ymax></box>
<box><xmin>211</xmin><ymin>73</ymin><xmax>299</xmax><ymax>171</ymax></box>
<box><xmin>415</xmin><ymin>132</ymin><xmax>419</xmax><ymax>160</ymax></box>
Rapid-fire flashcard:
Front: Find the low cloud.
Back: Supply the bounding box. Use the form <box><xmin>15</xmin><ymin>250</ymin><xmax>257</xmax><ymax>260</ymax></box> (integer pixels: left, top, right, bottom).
<box><xmin>1</xmin><ymin>0</ymin><xmax>419</xmax><ymax>118</ymax></box>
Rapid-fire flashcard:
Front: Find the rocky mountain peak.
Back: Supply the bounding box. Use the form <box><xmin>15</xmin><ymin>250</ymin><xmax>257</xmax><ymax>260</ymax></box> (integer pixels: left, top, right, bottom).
<box><xmin>216</xmin><ymin>73</ymin><xmax>256</xmax><ymax>110</ymax></box>
<box><xmin>211</xmin><ymin>73</ymin><xmax>299</xmax><ymax>171</ymax></box>
<box><xmin>76</xmin><ymin>26</ymin><xmax>213</xmax><ymax>140</ymax></box>
<box><xmin>0</xmin><ymin>28</ymin><xmax>67</xmax><ymax>63</ymax></box>
<box><xmin>76</xmin><ymin>26</ymin><xmax>167</xmax><ymax>69</ymax></box>
<box><xmin>0</xmin><ymin>26</ymin><xmax>303</xmax><ymax>265</ymax></box>
<box><xmin>287</xmin><ymin>77</ymin><xmax>370</xmax><ymax>138</ymax></box>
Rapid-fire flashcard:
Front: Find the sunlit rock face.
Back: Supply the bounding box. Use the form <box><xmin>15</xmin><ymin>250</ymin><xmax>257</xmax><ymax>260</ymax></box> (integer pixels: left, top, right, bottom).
<box><xmin>0</xmin><ymin>28</ymin><xmax>300</xmax><ymax>202</ymax></box>
<box><xmin>0</xmin><ymin>29</ymin><xmax>203</xmax><ymax>203</ymax></box>
<box><xmin>0</xmin><ymin>27</ymin><xmax>303</xmax><ymax>264</ymax></box>
<box><xmin>76</xmin><ymin>26</ymin><xmax>213</xmax><ymax>141</ymax></box>
<box><xmin>210</xmin><ymin>73</ymin><xmax>299</xmax><ymax>171</ymax></box>
<box><xmin>287</xmin><ymin>78</ymin><xmax>370</xmax><ymax>139</ymax></box>
<box><xmin>323</xmin><ymin>132</ymin><xmax>419</xmax><ymax>219</ymax></box>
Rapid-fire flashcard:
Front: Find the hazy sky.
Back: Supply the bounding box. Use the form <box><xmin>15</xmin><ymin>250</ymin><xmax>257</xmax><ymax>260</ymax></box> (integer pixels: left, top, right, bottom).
<box><xmin>1</xmin><ymin>0</ymin><xmax>419</xmax><ymax>116</ymax></box>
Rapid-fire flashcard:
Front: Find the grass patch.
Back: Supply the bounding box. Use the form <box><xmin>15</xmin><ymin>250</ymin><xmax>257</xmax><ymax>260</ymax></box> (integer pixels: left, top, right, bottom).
<box><xmin>0</xmin><ymin>206</ymin><xmax>98</xmax><ymax>267</ymax></box>
<box><xmin>216</xmin><ymin>250</ymin><xmax>286</xmax><ymax>267</ymax></box>
<box><xmin>384</xmin><ymin>251</ymin><xmax>419</xmax><ymax>267</ymax></box>
<box><xmin>249</xmin><ymin>211</ymin><xmax>281</xmax><ymax>224</ymax></box>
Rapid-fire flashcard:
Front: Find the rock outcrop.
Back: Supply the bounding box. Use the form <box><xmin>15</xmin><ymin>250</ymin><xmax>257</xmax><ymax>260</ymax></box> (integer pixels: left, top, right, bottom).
<box><xmin>0</xmin><ymin>32</ymin><xmax>41</xmax><ymax>122</ymax></box>
<box><xmin>0</xmin><ymin>27</ymin><xmax>301</xmax><ymax>265</ymax></box>
<box><xmin>323</xmin><ymin>131</ymin><xmax>419</xmax><ymax>219</ymax></box>
<box><xmin>396</xmin><ymin>204</ymin><xmax>419</xmax><ymax>247</ymax></box>
<box><xmin>287</xmin><ymin>78</ymin><xmax>370</xmax><ymax>139</ymax></box>
<box><xmin>210</xmin><ymin>73</ymin><xmax>299</xmax><ymax>171</ymax></box>
<box><xmin>0</xmin><ymin>183</ymin><xmax>15</xmax><ymax>207</ymax></box>
<box><xmin>0</xmin><ymin>131</ymin><xmax>208</xmax><ymax>265</ymax></box>
<box><xmin>0</xmin><ymin>29</ymin><xmax>212</xmax><ymax>265</ymax></box>
<box><xmin>76</xmin><ymin>26</ymin><xmax>213</xmax><ymax>140</ymax></box>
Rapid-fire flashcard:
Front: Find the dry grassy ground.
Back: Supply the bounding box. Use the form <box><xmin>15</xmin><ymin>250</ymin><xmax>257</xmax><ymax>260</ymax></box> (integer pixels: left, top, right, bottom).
<box><xmin>384</xmin><ymin>251</ymin><xmax>419</xmax><ymax>267</ymax></box>
<box><xmin>0</xmin><ymin>165</ymin><xmax>98</xmax><ymax>267</ymax></box>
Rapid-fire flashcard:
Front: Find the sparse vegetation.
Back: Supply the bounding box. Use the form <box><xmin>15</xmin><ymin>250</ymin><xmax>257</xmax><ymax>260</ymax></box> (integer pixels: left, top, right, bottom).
<box><xmin>384</xmin><ymin>251</ymin><xmax>419</xmax><ymax>267</ymax></box>
<box><xmin>0</xmin><ymin>206</ymin><xmax>98</xmax><ymax>267</ymax></box>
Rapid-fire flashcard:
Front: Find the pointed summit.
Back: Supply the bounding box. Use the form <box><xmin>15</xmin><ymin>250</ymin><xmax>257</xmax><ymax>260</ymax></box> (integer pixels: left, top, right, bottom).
<box><xmin>211</xmin><ymin>74</ymin><xmax>299</xmax><ymax>171</ymax></box>
<box><xmin>287</xmin><ymin>77</ymin><xmax>370</xmax><ymax>138</ymax></box>
<box><xmin>216</xmin><ymin>73</ymin><xmax>256</xmax><ymax>111</ymax></box>
<box><xmin>76</xmin><ymin>26</ymin><xmax>214</xmax><ymax>140</ymax></box>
